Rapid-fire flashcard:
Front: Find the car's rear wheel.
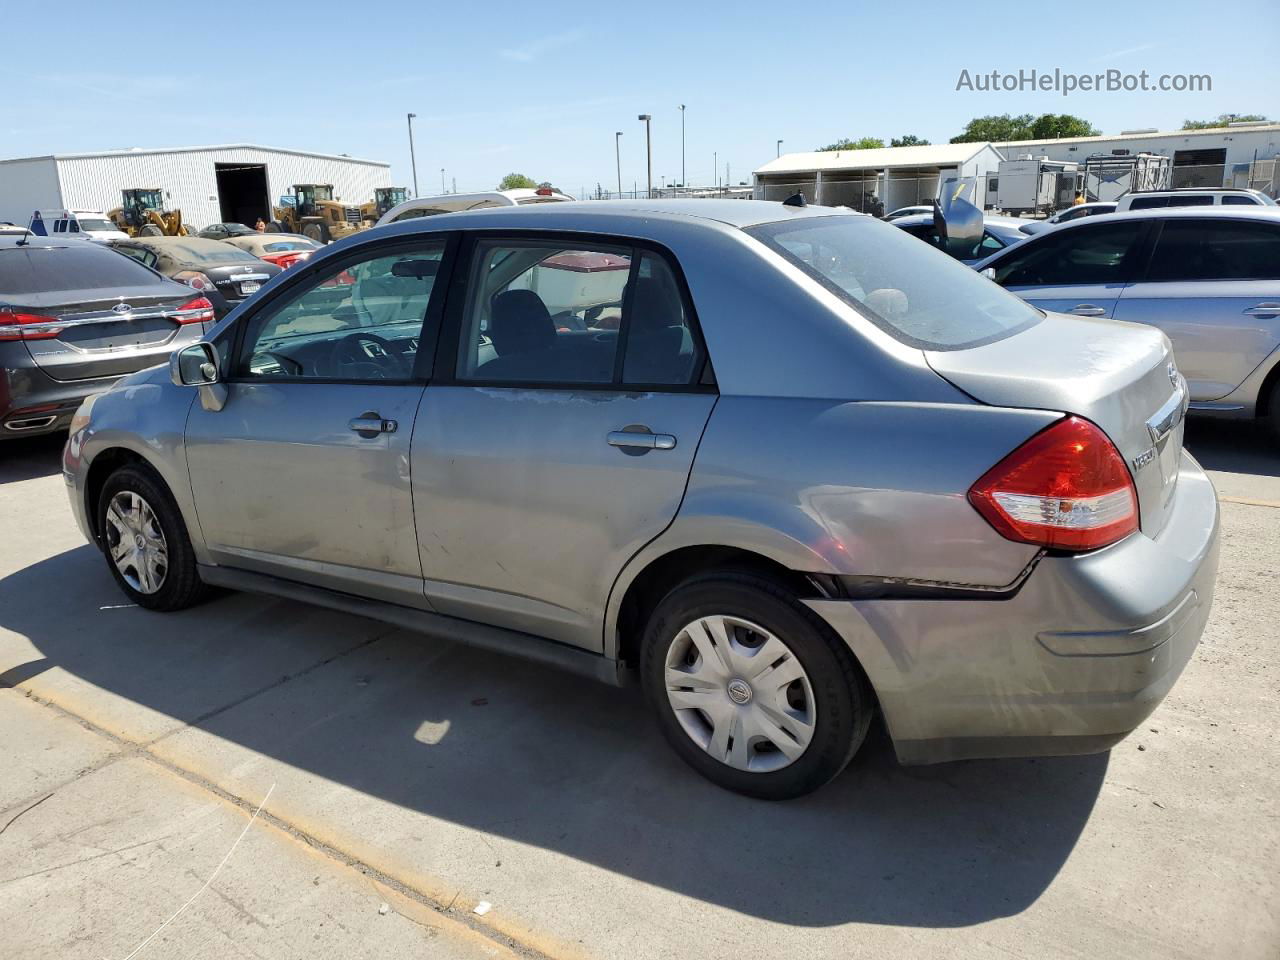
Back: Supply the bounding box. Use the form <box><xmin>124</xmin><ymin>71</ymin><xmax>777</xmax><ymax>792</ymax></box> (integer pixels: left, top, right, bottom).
<box><xmin>640</xmin><ymin>570</ymin><xmax>873</xmax><ymax>799</ymax></box>
<box><xmin>97</xmin><ymin>464</ymin><xmax>209</xmax><ymax>611</ymax></box>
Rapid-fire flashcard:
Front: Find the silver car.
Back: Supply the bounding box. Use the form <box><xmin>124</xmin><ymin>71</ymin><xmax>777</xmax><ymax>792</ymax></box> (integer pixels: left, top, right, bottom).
<box><xmin>64</xmin><ymin>201</ymin><xmax>1219</xmax><ymax>799</ymax></box>
<box><xmin>975</xmin><ymin>208</ymin><xmax>1280</xmax><ymax>439</ymax></box>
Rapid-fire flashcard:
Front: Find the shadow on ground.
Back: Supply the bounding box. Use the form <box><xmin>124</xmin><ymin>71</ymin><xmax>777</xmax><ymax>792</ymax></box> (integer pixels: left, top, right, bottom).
<box><xmin>0</xmin><ymin>435</ymin><xmax>66</xmax><ymax>484</ymax></box>
<box><xmin>1183</xmin><ymin>417</ymin><xmax>1280</xmax><ymax>477</ymax></box>
<box><xmin>1</xmin><ymin>543</ymin><xmax>1108</xmax><ymax>929</ymax></box>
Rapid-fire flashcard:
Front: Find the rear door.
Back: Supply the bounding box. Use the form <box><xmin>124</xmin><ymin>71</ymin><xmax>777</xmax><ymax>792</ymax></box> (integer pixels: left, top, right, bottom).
<box><xmin>412</xmin><ymin>233</ymin><xmax>717</xmax><ymax>653</ymax></box>
<box><xmin>988</xmin><ymin>218</ymin><xmax>1152</xmax><ymax>319</ymax></box>
<box><xmin>0</xmin><ymin>243</ymin><xmax>203</xmax><ymax>381</ymax></box>
<box><xmin>1114</xmin><ymin>217</ymin><xmax>1280</xmax><ymax>401</ymax></box>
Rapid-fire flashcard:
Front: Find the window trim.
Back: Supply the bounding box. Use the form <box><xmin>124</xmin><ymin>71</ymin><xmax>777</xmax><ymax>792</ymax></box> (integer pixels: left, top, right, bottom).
<box><xmin>431</xmin><ymin>229</ymin><xmax>716</xmax><ymax>395</ymax></box>
<box><xmin>1134</xmin><ymin>217</ymin><xmax>1280</xmax><ymax>284</ymax></box>
<box><xmin>224</xmin><ymin>232</ymin><xmax>460</xmax><ymax>387</ymax></box>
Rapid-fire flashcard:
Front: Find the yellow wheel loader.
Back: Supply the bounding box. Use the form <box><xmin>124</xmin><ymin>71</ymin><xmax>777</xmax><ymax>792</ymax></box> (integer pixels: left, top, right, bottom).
<box><xmin>360</xmin><ymin>186</ymin><xmax>409</xmax><ymax>222</ymax></box>
<box><xmin>269</xmin><ymin>184</ymin><xmax>365</xmax><ymax>243</ymax></box>
<box><xmin>107</xmin><ymin>188</ymin><xmax>189</xmax><ymax>237</ymax></box>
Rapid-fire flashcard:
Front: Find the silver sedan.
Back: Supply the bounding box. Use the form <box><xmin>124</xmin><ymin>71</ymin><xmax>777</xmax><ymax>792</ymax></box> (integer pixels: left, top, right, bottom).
<box><xmin>63</xmin><ymin>200</ymin><xmax>1219</xmax><ymax>799</ymax></box>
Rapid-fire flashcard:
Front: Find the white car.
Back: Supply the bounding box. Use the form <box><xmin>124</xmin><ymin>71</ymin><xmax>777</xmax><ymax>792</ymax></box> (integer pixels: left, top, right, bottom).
<box><xmin>35</xmin><ymin>210</ymin><xmax>128</xmax><ymax>243</ymax></box>
<box><xmin>1115</xmin><ymin>188</ymin><xmax>1278</xmax><ymax>212</ymax></box>
<box><xmin>883</xmin><ymin>205</ymin><xmax>934</xmax><ymax>221</ymax></box>
<box><xmin>376</xmin><ymin>188</ymin><xmax>574</xmax><ymax>227</ymax></box>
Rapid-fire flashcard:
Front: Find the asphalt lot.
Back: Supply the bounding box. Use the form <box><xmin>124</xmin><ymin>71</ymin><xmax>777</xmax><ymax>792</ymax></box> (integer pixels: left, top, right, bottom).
<box><xmin>1</xmin><ymin>418</ymin><xmax>1277</xmax><ymax>959</ymax></box>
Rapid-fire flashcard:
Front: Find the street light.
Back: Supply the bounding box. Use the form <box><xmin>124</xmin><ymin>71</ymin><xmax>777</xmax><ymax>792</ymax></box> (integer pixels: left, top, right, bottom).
<box><xmin>406</xmin><ymin>113</ymin><xmax>418</xmax><ymax>197</ymax></box>
<box><xmin>638</xmin><ymin>114</ymin><xmax>652</xmax><ymax>199</ymax></box>
<box><xmin>777</xmin><ymin>139</ymin><xmax>783</xmax><ymax>158</ymax></box>
<box><xmin>615</xmin><ymin>131</ymin><xmax>623</xmax><ymax>198</ymax></box>
<box><xmin>679</xmin><ymin>104</ymin><xmax>686</xmax><ymax>188</ymax></box>
<box><xmin>441</xmin><ymin>168</ymin><xmax>446</xmax><ymax>194</ymax></box>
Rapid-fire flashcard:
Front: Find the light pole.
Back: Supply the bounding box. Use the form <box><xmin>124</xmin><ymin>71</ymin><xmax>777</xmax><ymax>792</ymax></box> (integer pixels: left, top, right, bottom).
<box><xmin>777</xmin><ymin>139</ymin><xmax>783</xmax><ymax>157</ymax></box>
<box><xmin>441</xmin><ymin>168</ymin><xmax>446</xmax><ymax>193</ymax></box>
<box><xmin>713</xmin><ymin>151</ymin><xmax>717</xmax><ymax>190</ymax></box>
<box><xmin>614</xmin><ymin>131</ymin><xmax>623</xmax><ymax>198</ymax></box>
<box><xmin>638</xmin><ymin>114</ymin><xmax>652</xmax><ymax>199</ymax></box>
<box><xmin>406</xmin><ymin>113</ymin><xmax>418</xmax><ymax>197</ymax></box>
<box><xmin>679</xmin><ymin>104</ymin><xmax>686</xmax><ymax>188</ymax></box>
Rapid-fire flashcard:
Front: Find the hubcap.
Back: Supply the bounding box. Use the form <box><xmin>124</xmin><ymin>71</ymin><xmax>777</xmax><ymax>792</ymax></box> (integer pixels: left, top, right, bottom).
<box><xmin>664</xmin><ymin>615</ymin><xmax>817</xmax><ymax>773</ymax></box>
<box><xmin>103</xmin><ymin>491</ymin><xmax>168</xmax><ymax>595</ymax></box>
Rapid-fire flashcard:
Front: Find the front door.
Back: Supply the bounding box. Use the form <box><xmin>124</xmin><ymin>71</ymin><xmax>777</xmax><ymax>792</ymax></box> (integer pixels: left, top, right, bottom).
<box><xmin>185</xmin><ymin>237</ymin><xmax>452</xmax><ymax>606</ymax></box>
<box><xmin>412</xmin><ymin>236</ymin><xmax>717</xmax><ymax>652</ymax></box>
<box><xmin>991</xmin><ymin>218</ymin><xmax>1152</xmax><ymax>319</ymax></box>
<box><xmin>1114</xmin><ymin>217</ymin><xmax>1280</xmax><ymax>402</ymax></box>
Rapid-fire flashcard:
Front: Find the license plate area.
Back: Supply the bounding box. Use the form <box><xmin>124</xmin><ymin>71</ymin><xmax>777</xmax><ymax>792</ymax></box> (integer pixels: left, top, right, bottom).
<box><xmin>239</xmin><ymin>281</ymin><xmax>261</xmax><ymax>295</ymax></box>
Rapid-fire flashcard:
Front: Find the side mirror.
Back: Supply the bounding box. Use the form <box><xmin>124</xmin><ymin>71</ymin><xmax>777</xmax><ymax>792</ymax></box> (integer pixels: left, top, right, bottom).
<box><xmin>171</xmin><ymin>342</ymin><xmax>220</xmax><ymax>387</ymax></box>
<box><xmin>980</xmin><ymin>267</ymin><xmax>997</xmax><ymax>281</ymax></box>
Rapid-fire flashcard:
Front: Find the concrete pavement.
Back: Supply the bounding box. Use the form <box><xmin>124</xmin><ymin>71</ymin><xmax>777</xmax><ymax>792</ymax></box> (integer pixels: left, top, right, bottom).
<box><xmin>1</xmin><ymin>419</ymin><xmax>1277</xmax><ymax>959</ymax></box>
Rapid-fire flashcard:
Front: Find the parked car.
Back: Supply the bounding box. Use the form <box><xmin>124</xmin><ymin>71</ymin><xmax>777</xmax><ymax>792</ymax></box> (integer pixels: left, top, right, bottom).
<box><xmin>1115</xmin><ymin>188</ymin><xmax>1278</xmax><ymax>212</ymax></box>
<box><xmin>219</xmin><ymin>233</ymin><xmax>321</xmax><ymax>270</ymax></box>
<box><xmin>106</xmin><ymin>236</ymin><xmax>281</xmax><ymax>319</ymax></box>
<box><xmin>34</xmin><ymin>210</ymin><xmax>128</xmax><ymax>243</ymax></box>
<box><xmin>198</xmin><ymin>222</ymin><xmax>258</xmax><ymax>241</ymax></box>
<box><xmin>883</xmin><ymin>205</ymin><xmax>934</xmax><ymax>221</ymax></box>
<box><xmin>891</xmin><ymin>213</ymin><xmax>1030</xmax><ymax>264</ymax></box>
<box><xmin>1</xmin><ymin>235</ymin><xmax>213</xmax><ymax>438</ymax></box>
<box><xmin>376</xmin><ymin>187</ymin><xmax>574</xmax><ymax>226</ymax></box>
<box><xmin>1020</xmin><ymin>202</ymin><xmax>1117</xmax><ymax>235</ymax></box>
<box><xmin>974</xmin><ymin>207</ymin><xmax>1280</xmax><ymax>439</ymax></box>
<box><xmin>65</xmin><ymin>200</ymin><xmax>1219</xmax><ymax>799</ymax></box>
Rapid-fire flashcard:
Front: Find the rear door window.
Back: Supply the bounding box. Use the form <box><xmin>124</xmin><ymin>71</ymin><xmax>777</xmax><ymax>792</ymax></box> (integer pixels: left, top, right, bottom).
<box><xmin>991</xmin><ymin>220</ymin><xmax>1148</xmax><ymax>287</ymax></box>
<box><xmin>1222</xmin><ymin>195</ymin><xmax>1258</xmax><ymax>205</ymax></box>
<box><xmin>1127</xmin><ymin>196</ymin><xmax>1170</xmax><ymax>210</ymax></box>
<box><xmin>1144</xmin><ymin>220</ymin><xmax>1280</xmax><ymax>281</ymax></box>
<box><xmin>1165</xmin><ymin>195</ymin><xmax>1214</xmax><ymax>207</ymax></box>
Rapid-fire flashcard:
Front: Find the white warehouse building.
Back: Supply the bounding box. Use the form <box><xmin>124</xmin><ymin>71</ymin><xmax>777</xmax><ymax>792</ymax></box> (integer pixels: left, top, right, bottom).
<box><xmin>996</xmin><ymin>122</ymin><xmax>1280</xmax><ymax>193</ymax></box>
<box><xmin>0</xmin><ymin>143</ymin><xmax>392</xmax><ymax>231</ymax></box>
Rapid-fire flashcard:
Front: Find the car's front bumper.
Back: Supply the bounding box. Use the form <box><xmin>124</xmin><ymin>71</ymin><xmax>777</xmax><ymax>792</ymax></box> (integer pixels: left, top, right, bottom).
<box><xmin>807</xmin><ymin>450</ymin><xmax>1220</xmax><ymax>765</ymax></box>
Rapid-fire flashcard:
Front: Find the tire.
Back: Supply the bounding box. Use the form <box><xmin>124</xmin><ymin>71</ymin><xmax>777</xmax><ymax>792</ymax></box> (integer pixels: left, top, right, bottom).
<box><xmin>640</xmin><ymin>570</ymin><xmax>873</xmax><ymax>800</ymax></box>
<box><xmin>302</xmin><ymin>222</ymin><xmax>329</xmax><ymax>243</ymax></box>
<box><xmin>137</xmin><ymin>223</ymin><xmax>163</xmax><ymax>237</ymax></box>
<box><xmin>97</xmin><ymin>463</ymin><xmax>210</xmax><ymax>612</ymax></box>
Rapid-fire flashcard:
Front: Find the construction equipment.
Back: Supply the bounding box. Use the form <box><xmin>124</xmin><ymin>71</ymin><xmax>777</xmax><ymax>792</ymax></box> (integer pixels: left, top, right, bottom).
<box><xmin>361</xmin><ymin>187</ymin><xmax>410</xmax><ymax>222</ymax></box>
<box><xmin>107</xmin><ymin>188</ymin><xmax>189</xmax><ymax>237</ymax></box>
<box><xmin>269</xmin><ymin>184</ymin><xmax>364</xmax><ymax>243</ymax></box>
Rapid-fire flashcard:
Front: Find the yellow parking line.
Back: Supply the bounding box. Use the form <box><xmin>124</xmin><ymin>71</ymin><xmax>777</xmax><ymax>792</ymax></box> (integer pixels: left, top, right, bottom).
<box><xmin>1218</xmin><ymin>495</ymin><xmax>1280</xmax><ymax>509</ymax></box>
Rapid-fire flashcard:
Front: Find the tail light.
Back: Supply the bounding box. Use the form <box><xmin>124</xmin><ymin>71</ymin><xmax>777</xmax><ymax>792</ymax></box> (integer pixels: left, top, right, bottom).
<box><xmin>968</xmin><ymin>416</ymin><xmax>1138</xmax><ymax>552</ymax></box>
<box><xmin>174</xmin><ymin>270</ymin><xmax>216</xmax><ymax>292</ymax></box>
<box><xmin>0</xmin><ymin>312</ymin><xmax>64</xmax><ymax>341</ymax></box>
<box><xmin>172</xmin><ymin>296</ymin><xmax>215</xmax><ymax>325</ymax></box>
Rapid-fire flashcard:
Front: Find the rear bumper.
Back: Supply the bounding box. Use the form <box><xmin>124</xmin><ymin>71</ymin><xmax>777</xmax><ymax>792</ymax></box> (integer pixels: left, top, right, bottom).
<box><xmin>807</xmin><ymin>450</ymin><xmax>1220</xmax><ymax>764</ymax></box>
<box><xmin>1</xmin><ymin>362</ymin><xmax>119</xmax><ymax>439</ymax></box>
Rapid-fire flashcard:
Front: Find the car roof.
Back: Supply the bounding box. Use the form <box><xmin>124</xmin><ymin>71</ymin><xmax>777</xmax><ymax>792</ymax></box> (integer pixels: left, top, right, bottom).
<box><xmin>1047</xmin><ymin>206</ymin><xmax>1280</xmax><ymax>228</ymax></box>
<box><xmin>386</xmin><ymin>199</ymin><xmax>856</xmax><ymax>230</ymax></box>
<box><xmin>119</xmin><ymin>235</ymin><xmax>231</xmax><ymax>250</ymax></box>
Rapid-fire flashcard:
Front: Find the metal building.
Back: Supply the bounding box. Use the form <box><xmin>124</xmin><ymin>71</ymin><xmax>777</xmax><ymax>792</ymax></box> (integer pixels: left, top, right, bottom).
<box><xmin>0</xmin><ymin>144</ymin><xmax>392</xmax><ymax>230</ymax></box>
<box><xmin>753</xmin><ymin>142</ymin><xmax>1004</xmax><ymax>213</ymax></box>
<box><xmin>996</xmin><ymin>122</ymin><xmax>1280</xmax><ymax>195</ymax></box>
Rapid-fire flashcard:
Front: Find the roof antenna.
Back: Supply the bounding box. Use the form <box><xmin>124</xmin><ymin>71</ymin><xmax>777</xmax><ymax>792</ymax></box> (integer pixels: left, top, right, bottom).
<box><xmin>782</xmin><ymin>192</ymin><xmax>807</xmax><ymax>208</ymax></box>
<box><xmin>16</xmin><ymin>210</ymin><xmax>39</xmax><ymax>246</ymax></box>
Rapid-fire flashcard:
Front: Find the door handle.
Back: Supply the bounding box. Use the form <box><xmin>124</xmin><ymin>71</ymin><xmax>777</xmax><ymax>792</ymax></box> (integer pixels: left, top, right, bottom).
<box><xmin>1069</xmin><ymin>304</ymin><xmax>1107</xmax><ymax>317</ymax></box>
<box><xmin>1244</xmin><ymin>302</ymin><xmax>1280</xmax><ymax>316</ymax></box>
<box><xmin>349</xmin><ymin>413</ymin><xmax>398</xmax><ymax>437</ymax></box>
<box><xmin>607</xmin><ymin>430</ymin><xmax>676</xmax><ymax>450</ymax></box>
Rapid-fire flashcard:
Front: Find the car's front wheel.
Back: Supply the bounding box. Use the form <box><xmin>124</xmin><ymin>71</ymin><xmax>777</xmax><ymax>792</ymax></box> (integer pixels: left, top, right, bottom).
<box><xmin>640</xmin><ymin>571</ymin><xmax>873</xmax><ymax>800</ymax></box>
<box><xmin>97</xmin><ymin>464</ymin><xmax>210</xmax><ymax>612</ymax></box>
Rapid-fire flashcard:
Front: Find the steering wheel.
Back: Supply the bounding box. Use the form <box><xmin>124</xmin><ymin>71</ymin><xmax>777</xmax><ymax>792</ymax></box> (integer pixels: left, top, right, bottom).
<box><xmin>328</xmin><ymin>332</ymin><xmax>410</xmax><ymax>379</ymax></box>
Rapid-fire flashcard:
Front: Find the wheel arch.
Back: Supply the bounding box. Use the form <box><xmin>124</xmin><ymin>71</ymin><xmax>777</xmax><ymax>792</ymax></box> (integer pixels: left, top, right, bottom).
<box><xmin>83</xmin><ymin>446</ymin><xmax>155</xmax><ymax>543</ymax></box>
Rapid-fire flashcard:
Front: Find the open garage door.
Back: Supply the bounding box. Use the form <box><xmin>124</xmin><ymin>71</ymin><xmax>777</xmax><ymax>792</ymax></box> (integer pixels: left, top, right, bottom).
<box><xmin>215</xmin><ymin>163</ymin><xmax>269</xmax><ymax>226</ymax></box>
<box><xmin>1172</xmin><ymin>148</ymin><xmax>1227</xmax><ymax>188</ymax></box>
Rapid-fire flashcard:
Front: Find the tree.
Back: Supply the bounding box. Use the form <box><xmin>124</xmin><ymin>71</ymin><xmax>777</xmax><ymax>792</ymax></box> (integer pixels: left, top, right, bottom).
<box><xmin>1182</xmin><ymin>113</ymin><xmax>1267</xmax><ymax>130</ymax></box>
<box><xmin>1028</xmin><ymin>114</ymin><xmax>1100</xmax><ymax>139</ymax></box>
<box><xmin>950</xmin><ymin>113</ymin><xmax>1098</xmax><ymax>142</ymax></box>
<box><xmin>497</xmin><ymin>173</ymin><xmax>539</xmax><ymax>190</ymax></box>
<box><xmin>890</xmin><ymin>134</ymin><xmax>930</xmax><ymax>147</ymax></box>
<box><xmin>817</xmin><ymin>137</ymin><xmax>885</xmax><ymax>151</ymax></box>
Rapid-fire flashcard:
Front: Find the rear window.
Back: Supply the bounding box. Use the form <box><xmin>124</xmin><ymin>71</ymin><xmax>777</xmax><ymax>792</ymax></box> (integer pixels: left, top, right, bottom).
<box><xmin>746</xmin><ymin>216</ymin><xmax>1042</xmax><ymax>350</ymax></box>
<box><xmin>155</xmin><ymin>242</ymin><xmax>261</xmax><ymax>264</ymax></box>
<box><xmin>0</xmin><ymin>244</ymin><xmax>164</xmax><ymax>295</ymax></box>
<box><xmin>262</xmin><ymin>240</ymin><xmax>317</xmax><ymax>252</ymax></box>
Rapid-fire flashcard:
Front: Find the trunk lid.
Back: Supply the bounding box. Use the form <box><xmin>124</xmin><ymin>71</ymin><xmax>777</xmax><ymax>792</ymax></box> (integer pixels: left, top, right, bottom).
<box><xmin>926</xmin><ymin>311</ymin><xmax>1187</xmax><ymax>537</ymax></box>
<box><xmin>14</xmin><ymin>285</ymin><xmax>196</xmax><ymax>382</ymax></box>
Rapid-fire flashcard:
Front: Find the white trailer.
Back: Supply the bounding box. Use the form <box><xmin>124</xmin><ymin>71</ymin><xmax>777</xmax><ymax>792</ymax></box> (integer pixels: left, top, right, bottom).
<box><xmin>994</xmin><ymin>157</ymin><xmax>1079</xmax><ymax>216</ymax></box>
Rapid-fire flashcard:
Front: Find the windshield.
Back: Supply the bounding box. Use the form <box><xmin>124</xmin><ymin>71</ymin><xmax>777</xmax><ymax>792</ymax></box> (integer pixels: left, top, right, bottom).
<box><xmin>127</xmin><ymin>190</ymin><xmax>163</xmax><ymax>210</ymax></box>
<box><xmin>76</xmin><ymin>218</ymin><xmax>117</xmax><ymax>232</ymax></box>
<box><xmin>747</xmin><ymin>216</ymin><xmax>1042</xmax><ymax>351</ymax></box>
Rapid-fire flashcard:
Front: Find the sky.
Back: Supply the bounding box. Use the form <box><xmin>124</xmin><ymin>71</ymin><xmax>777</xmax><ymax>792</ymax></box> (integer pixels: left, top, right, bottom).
<box><xmin>4</xmin><ymin>0</ymin><xmax>1276</xmax><ymax>197</ymax></box>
